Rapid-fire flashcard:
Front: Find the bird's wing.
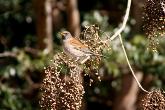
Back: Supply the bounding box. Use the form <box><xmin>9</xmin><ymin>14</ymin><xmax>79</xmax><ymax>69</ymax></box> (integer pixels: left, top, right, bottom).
<box><xmin>68</xmin><ymin>38</ymin><xmax>92</xmax><ymax>53</ymax></box>
<box><xmin>69</xmin><ymin>38</ymin><xmax>88</xmax><ymax>48</ymax></box>
<box><xmin>68</xmin><ymin>37</ymin><xmax>106</xmax><ymax>58</ymax></box>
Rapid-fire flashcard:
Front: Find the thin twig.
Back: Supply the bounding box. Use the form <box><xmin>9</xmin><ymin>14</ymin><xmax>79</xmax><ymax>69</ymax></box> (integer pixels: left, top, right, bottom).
<box><xmin>110</xmin><ymin>0</ymin><xmax>132</xmax><ymax>41</ymax></box>
<box><xmin>118</xmin><ymin>34</ymin><xmax>149</xmax><ymax>93</ymax></box>
<box><xmin>0</xmin><ymin>52</ymin><xmax>17</xmax><ymax>58</ymax></box>
<box><xmin>0</xmin><ymin>48</ymin><xmax>40</xmax><ymax>58</ymax></box>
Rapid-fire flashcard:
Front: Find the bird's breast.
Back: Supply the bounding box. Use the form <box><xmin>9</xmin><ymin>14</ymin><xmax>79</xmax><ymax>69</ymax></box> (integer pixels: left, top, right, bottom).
<box><xmin>63</xmin><ymin>43</ymin><xmax>87</xmax><ymax>57</ymax></box>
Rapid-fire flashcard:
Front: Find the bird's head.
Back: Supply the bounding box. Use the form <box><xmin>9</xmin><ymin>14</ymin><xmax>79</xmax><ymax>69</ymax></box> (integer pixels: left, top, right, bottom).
<box><xmin>60</xmin><ymin>31</ymin><xmax>72</xmax><ymax>40</ymax></box>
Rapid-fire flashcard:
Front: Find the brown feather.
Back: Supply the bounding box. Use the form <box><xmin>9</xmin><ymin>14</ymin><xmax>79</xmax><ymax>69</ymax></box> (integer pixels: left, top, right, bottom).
<box><xmin>68</xmin><ymin>38</ymin><xmax>88</xmax><ymax>48</ymax></box>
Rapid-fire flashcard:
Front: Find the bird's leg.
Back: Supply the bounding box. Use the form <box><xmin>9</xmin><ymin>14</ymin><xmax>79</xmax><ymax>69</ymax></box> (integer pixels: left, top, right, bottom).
<box><xmin>80</xmin><ymin>56</ymin><xmax>90</xmax><ymax>64</ymax></box>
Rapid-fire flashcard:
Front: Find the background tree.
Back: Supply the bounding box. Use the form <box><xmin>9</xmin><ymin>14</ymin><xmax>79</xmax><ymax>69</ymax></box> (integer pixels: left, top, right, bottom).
<box><xmin>33</xmin><ymin>0</ymin><xmax>53</xmax><ymax>54</ymax></box>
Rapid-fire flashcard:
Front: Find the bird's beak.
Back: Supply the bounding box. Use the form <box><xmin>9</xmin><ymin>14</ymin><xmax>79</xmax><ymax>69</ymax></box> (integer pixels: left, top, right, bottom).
<box><xmin>60</xmin><ymin>32</ymin><xmax>63</xmax><ymax>36</ymax></box>
<box><xmin>60</xmin><ymin>32</ymin><xmax>65</xmax><ymax>39</ymax></box>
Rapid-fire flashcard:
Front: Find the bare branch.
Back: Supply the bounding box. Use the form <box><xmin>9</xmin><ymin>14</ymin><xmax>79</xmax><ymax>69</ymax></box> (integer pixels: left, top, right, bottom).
<box><xmin>110</xmin><ymin>0</ymin><xmax>132</xmax><ymax>41</ymax></box>
<box><xmin>118</xmin><ymin>34</ymin><xmax>149</xmax><ymax>93</ymax></box>
<box><xmin>0</xmin><ymin>52</ymin><xmax>17</xmax><ymax>58</ymax></box>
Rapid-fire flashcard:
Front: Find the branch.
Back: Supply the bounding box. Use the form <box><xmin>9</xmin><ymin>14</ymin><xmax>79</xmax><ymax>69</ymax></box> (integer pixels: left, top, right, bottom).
<box><xmin>0</xmin><ymin>48</ymin><xmax>40</xmax><ymax>58</ymax></box>
<box><xmin>118</xmin><ymin>34</ymin><xmax>149</xmax><ymax>93</ymax></box>
<box><xmin>110</xmin><ymin>0</ymin><xmax>132</xmax><ymax>41</ymax></box>
<box><xmin>24</xmin><ymin>47</ymin><xmax>40</xmax><ymax>57</ymax></box>
<box><xmin>0</xmin><ymin>52</ymin><xmax>17</xmax><ymax>58</ymax></box>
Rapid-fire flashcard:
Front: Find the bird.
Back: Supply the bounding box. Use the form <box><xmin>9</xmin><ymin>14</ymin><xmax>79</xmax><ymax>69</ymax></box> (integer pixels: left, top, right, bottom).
<box><xmin>60</xmin><ymin>31</ymin><xmax>103</xmax><ymax>64</ymax></box>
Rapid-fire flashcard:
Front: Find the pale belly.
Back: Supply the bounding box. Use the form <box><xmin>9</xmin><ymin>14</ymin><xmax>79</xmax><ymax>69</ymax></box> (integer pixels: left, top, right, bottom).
<box><xmin>63</xmin><ymin>45</ymin><xmax>87</xmax><ymax>58</ymax></box>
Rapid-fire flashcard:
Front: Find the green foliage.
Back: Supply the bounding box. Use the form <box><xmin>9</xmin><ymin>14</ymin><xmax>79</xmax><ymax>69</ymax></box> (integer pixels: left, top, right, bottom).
<box><xmin>0</xmin><ymin>85</ymin><xmax>33</xmax><ymax>110</ymax></box>
<box><xmin>0</xmin><ymin>48</ymin><xmax>51</xmax><ymax>109</ymax></box>
<box><xmin>0</xmin><ymin>0</ymin><xmax>34</xmax><ymax>49</ymax></box>
<box><xmin>82</xmin><ymin>11</ymin><xmax>109</xmax><ymax>30</ymax></box>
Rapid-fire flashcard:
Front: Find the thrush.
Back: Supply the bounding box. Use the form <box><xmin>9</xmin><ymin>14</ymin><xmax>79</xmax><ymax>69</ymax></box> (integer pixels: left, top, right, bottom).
<box><xmin>60</xmin><ymin>31</ymin><xmax>102</xmax><ymax>64</ymax></box>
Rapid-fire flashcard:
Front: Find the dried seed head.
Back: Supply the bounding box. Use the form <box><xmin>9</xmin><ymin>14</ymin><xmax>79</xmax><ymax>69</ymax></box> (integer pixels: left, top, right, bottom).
<box><xmin>40</xmin><ymin>52</ymin><xmax>84</xmax><ymax>110</ymax></box>
<box><xmin>141</xmin><ymin>89</ymin><xmax>165</xmax><ymax>110</ymax></box>
<box><xmin>143</xmin><ymin>0</ymin><xmax>165</xmax><ymax>51</ymax></box>
<box><xmin>80</xmin><ymin>25</ymin><xmax>110</xmax><ymax>80</ymax></box>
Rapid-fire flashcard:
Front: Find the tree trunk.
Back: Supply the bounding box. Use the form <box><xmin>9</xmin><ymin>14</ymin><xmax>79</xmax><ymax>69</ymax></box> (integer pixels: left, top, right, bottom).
<box><xmin>66</xmin><ymin>0</ymin><xmax>80</xmax><ymax>37</ymax></box>
<box><xmin>34</xmin><ymin>0</ymin><xmax>53</xmax><ymax>54</ymax></box>
<box><xmin>113</xmin><ymin>71</ymin><xmax>143</xmax><ymax>110</ymax></box>
<box><xmin>52</xmin><ymin>0</ymin><xmax>65</xmax><ymax>31</ymax></box>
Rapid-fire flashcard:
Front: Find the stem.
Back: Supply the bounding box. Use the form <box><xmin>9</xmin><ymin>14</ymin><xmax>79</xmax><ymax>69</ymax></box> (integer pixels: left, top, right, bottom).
<box><xmin>110</xmin><ymin>0</ymin><xmax>132</xmax><ymax>41</ymax></box>
<box><xmin>118</xmin><ymin>34</ymin><xmax>149</xmax><ymax>93</ymax></box>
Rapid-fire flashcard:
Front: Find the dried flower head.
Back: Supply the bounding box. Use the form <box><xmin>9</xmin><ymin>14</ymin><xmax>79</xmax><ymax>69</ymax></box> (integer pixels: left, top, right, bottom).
<box><xmin>141</xmin><ymin>89</ymin><xmax>165</xmax><ymax>110</ymax></box>
<box><xmin>80</xmin><ymin>25</ymin><xmax>109</xmax><ymax>81</ymax></box>
<box><xmin>40</xmin><ymin>52</ymin><xmax>84</xmax><ymax>110</ymax></box>
<box><xmin>143</xmin><ymin>0</ymin><xmax>165</xmax><ymax>51</ymax></box>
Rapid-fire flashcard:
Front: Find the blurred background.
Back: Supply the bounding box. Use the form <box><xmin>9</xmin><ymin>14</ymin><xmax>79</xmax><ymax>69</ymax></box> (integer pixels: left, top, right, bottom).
<box><xmin>0</xmin><ymin>0</ymin><xmax>165</xmax><ymax>110</ymax></box>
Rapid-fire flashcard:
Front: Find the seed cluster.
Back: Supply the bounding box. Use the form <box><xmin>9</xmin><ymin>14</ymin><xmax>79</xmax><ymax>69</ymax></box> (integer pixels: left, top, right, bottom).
<box><xmin>40</xmin><ymin>52</ymin><xmax>84</xmax><ymax>110</ymax></box>
<box><xmin>143</xmin><ymin>0</ymin><xmax>165</xmax><ymax>51</ymax></box>
<box><xmin>80</xmin><ymin>25</ymin><xmax>109</xmax><ymax>80</ymax></box>
<box><xmin>141</xmin><ymin>90</ymin><xmax>165</xmax><ymax>110</ymax></box>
